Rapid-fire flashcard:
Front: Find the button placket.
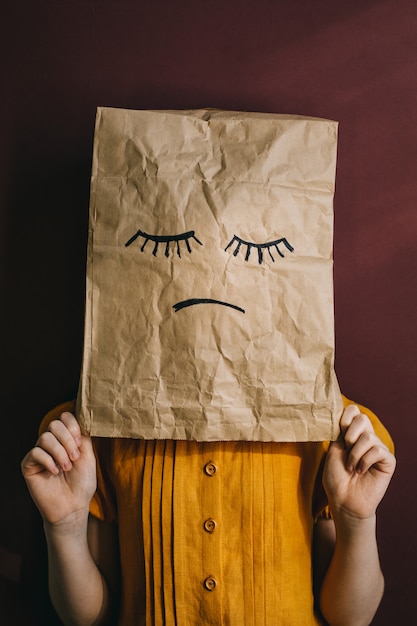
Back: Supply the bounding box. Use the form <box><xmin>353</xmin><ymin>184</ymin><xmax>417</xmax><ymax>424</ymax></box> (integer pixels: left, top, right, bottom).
<box><xmin>172</xmin><ymin>444</ymin><xmax>222</xmax><ymax>623</ymax></box>
<box><xmin>201</xmin><ymin>454</ymin><xmax>222</xmax><ymax>605</ymax></box>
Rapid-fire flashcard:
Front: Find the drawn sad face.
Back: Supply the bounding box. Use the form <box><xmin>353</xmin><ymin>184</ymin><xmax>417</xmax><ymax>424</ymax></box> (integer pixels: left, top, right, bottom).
<box><xmin>124</xmin><ymin>226</ymin><xmax>294</xmax><ymax>314</ymax></box>
<box><xmin>91</xmin><ymin>173</ymin><xmax>328</xmax><ymax>420</ymax></box>
<box><xmin>91</xmin><ymin>140</ymin><xmax>337</xmax><ymax>445</ymax></box>
<box><xmin>80</xmin><ymin>109</ymin><xmax>340</xmax><ymax>440</ymax></box>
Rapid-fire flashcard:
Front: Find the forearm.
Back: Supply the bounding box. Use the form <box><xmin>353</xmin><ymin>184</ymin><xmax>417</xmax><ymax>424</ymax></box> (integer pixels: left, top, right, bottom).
<box><xmin>319</xmin><ymin>513</ymin><xmax>384</xmax><ymax>626</ymax></box>
<box><xmin>44</xmin><ymin>512</ymin><xmax>112</xmax><ymax>626</ymax></box>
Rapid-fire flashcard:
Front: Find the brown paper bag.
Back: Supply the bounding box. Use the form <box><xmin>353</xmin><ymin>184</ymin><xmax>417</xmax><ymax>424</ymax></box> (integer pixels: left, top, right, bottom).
<box><xmin>76</xmin><ymin>107</ymin><xmax>343</xmax><ymax>441</ymax></box>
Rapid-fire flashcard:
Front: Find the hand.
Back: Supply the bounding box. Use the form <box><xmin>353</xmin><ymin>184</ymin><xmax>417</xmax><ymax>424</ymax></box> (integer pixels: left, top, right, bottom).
<box><xmin>323</xmin><ymin>404</ymin><xmax>396</xmax><ymax>522</ymax></box>
<box><xmin>21</xmin><ymin>412</ymin><xmax>97</xmax><ymax>526</ymax></box>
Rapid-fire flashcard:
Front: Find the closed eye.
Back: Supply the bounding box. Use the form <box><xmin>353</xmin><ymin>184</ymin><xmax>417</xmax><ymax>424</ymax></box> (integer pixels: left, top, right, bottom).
<box><xmin>225</xmin><ymin>235</ymin><xmax>294</xmax><ymax>264</ymax></box>
<box><xmin>125</xmin><ymin>229</ymin><xmax>203</xmax><ymax>258</ymax></box>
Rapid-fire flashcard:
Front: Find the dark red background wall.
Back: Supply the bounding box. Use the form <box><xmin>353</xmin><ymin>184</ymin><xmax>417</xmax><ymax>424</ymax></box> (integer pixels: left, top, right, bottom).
<box><xmin>1</xmin><ymin>1</ymin><xmax>416</xmax><ymax>623</ymax></box>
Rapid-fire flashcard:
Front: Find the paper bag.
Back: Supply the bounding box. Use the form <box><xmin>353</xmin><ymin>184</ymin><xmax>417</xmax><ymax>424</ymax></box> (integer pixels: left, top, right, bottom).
<box><xmin>76</xmin><ymin>107</ymin><xmax>343</xmax><ymax>441</ymax></box>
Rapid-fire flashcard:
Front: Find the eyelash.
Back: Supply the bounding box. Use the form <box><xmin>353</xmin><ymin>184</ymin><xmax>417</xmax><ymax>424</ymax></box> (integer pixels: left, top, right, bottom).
<box><xmin>124</xmin><ymin>229</ymin><xmax>203</xmax><ymax>258</ymax></box>
<box><xmin>224</xmin><ymin>235</ymin><xmax>294</xmax><ymax>264</ymax></box>
<box><xmin>125</xmin><ymin>229</ymin><xmax>294</xmax><ymax>264</ymax></box>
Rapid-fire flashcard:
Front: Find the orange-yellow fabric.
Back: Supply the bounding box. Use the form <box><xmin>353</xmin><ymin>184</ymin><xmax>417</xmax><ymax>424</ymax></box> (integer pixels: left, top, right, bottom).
<box><xmin>40</xmin><ymin>397</ymin><xmax>394</xmax><ymax>625</ymax></box>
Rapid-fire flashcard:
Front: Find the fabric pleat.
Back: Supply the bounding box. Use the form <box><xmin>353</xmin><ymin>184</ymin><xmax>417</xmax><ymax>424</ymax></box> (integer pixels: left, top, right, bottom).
<box><xmin>82</xmin><ymin>397</ymin><xmax>394</xmax><ymax>625</ymax></box>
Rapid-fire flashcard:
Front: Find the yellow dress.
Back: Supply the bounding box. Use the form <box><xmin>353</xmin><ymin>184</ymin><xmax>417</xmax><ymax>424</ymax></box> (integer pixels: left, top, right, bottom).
<box><xmin>42</xmin><ymin>397</ymin><xmax>393</xmax><ymax>625</ymax></box>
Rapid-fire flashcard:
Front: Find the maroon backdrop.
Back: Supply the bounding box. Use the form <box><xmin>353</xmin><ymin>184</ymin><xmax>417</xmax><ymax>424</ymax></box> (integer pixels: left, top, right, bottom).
<box><xmin>1</xmin><ymin>1</ymin><xmax>416</xmax><ymax>623</ymax></box>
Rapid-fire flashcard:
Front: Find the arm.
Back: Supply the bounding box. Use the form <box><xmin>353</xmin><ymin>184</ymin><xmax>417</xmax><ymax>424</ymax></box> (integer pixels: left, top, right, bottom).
<box><xmin>44</xmin><ymin>513</ymin><xmax>119</xmax><ymax>626</ymax></box>
<box><xmin>316</xmin><ymin>404</ymin><xmax>396</xmax><ymax>626</ymax></box>
<box><xmin>21</xmin><ymin>413</ymin><xmax>119</xmax><ymax>626</ymax></box>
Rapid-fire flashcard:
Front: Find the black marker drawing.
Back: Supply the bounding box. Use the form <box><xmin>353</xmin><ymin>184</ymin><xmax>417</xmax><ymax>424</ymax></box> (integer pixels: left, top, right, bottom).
<box><xmin>173</xmin><ymin>298</ymin><xmax>245</xmax><ymax>314</ymax></box>
<box><xmin>125</xmin><ymin>229</ymin><xmax>203</xmax><ymax>258</ymax></box>
<box><xmin>225</xmin><ymin>235</ymin><xmax>294</xmax><ymax>264</ymax></box>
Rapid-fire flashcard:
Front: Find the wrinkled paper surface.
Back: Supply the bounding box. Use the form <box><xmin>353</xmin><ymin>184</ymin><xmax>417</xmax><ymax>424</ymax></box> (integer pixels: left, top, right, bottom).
<box><xmin>76</xmin><ymin>107</ymin><xmax>343</xmax><ymax>441</ymax></box>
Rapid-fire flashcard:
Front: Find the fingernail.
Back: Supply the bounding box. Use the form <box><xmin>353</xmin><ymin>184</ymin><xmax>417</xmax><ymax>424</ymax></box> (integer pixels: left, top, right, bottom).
<box><xmin>70</xmin><ymin>449</ymin><xmax>80</xmax><ymax>461</ymax></box>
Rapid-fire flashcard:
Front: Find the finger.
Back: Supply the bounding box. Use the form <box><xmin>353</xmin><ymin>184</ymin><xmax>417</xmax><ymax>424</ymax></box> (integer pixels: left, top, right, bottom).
<box><xmin>36</xmin><ymin>430</ymin><xmax>75</xmax><ymax>472</ymax></box>
<box><xmin>341</xmin><ymin>409</ymin><xmax>374</xmax><ymax>449</ymax></box>
<box><xmin>354</xmin><ymin>444</ymin><xmax>396</xmax><ymax>476</ymax></box>
<box><xmin>346</xmin><ymin>431</ymin><xmax>388</xmax><ymax>472</ymax></box>
<box><xmin>339</xmin><ymin>404</ymin><xmax>361</xmax><ymax>430</ymax></box>
<box><xmin>59</xmin><ymin>412</ymin><xmax>82</xmax><ymax>446</ymax></box>
<box><xmin>46</xmin><ymin>419</ymin><xmax>81</xmax><ymax>462</ymax></box>
<box><xmin>340</xmin><ymin>404</ymin><xmax>370</xmax><ymax>434</ymax></box>
<box><xmin>21</xmin><ymin>447</ymin><xmax>60</xmax><ymax>477</ymax></box>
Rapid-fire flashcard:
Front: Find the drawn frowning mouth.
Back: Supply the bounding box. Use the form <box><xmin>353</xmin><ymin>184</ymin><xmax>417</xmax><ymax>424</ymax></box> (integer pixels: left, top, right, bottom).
<box><xmin>173</xmin><ymin>298</ymin><xmax>245</xmax><ymax>314</ymax></box>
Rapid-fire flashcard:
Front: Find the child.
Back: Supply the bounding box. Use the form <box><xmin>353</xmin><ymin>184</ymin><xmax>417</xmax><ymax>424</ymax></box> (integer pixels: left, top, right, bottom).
<box><xmin>22</xmin><ymin>397</ymin><xmax>395</xmax><ymax>625</ymax></box>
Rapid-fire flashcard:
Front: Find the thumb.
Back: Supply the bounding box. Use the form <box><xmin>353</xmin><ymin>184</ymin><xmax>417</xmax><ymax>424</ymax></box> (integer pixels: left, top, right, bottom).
<box><xmin>324</xmin><ymin>440</ymin><xmax>347</xmax><ymax>479</ymax></box>
<box><xmin>327</xmin><ymin>439</ymin><xmax>345</xmax><ymax>460</ymax></box>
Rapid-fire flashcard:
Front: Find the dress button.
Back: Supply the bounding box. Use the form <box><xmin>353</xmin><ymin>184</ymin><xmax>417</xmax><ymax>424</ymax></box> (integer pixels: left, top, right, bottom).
<box><xmin>203</xmin><ymin>576</ymin><xmax>217</xmax><ymax>591</ymax></box>
<box><xmin>204</xmin><ymin>461</ymin><xmax>217</xmax><ymax>476</ymax></box>
<box><xmin>203</xmin><ymin>518</ymin><xmax>217</xmax><ymax>533</ymax></box>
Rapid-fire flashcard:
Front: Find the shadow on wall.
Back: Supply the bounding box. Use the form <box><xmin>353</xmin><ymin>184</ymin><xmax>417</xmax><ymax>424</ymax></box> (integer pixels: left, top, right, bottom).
<box><xmin>1</xmin><ymin>153</ymin><xmax>89</xmax><ymax>625</ymax></box>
